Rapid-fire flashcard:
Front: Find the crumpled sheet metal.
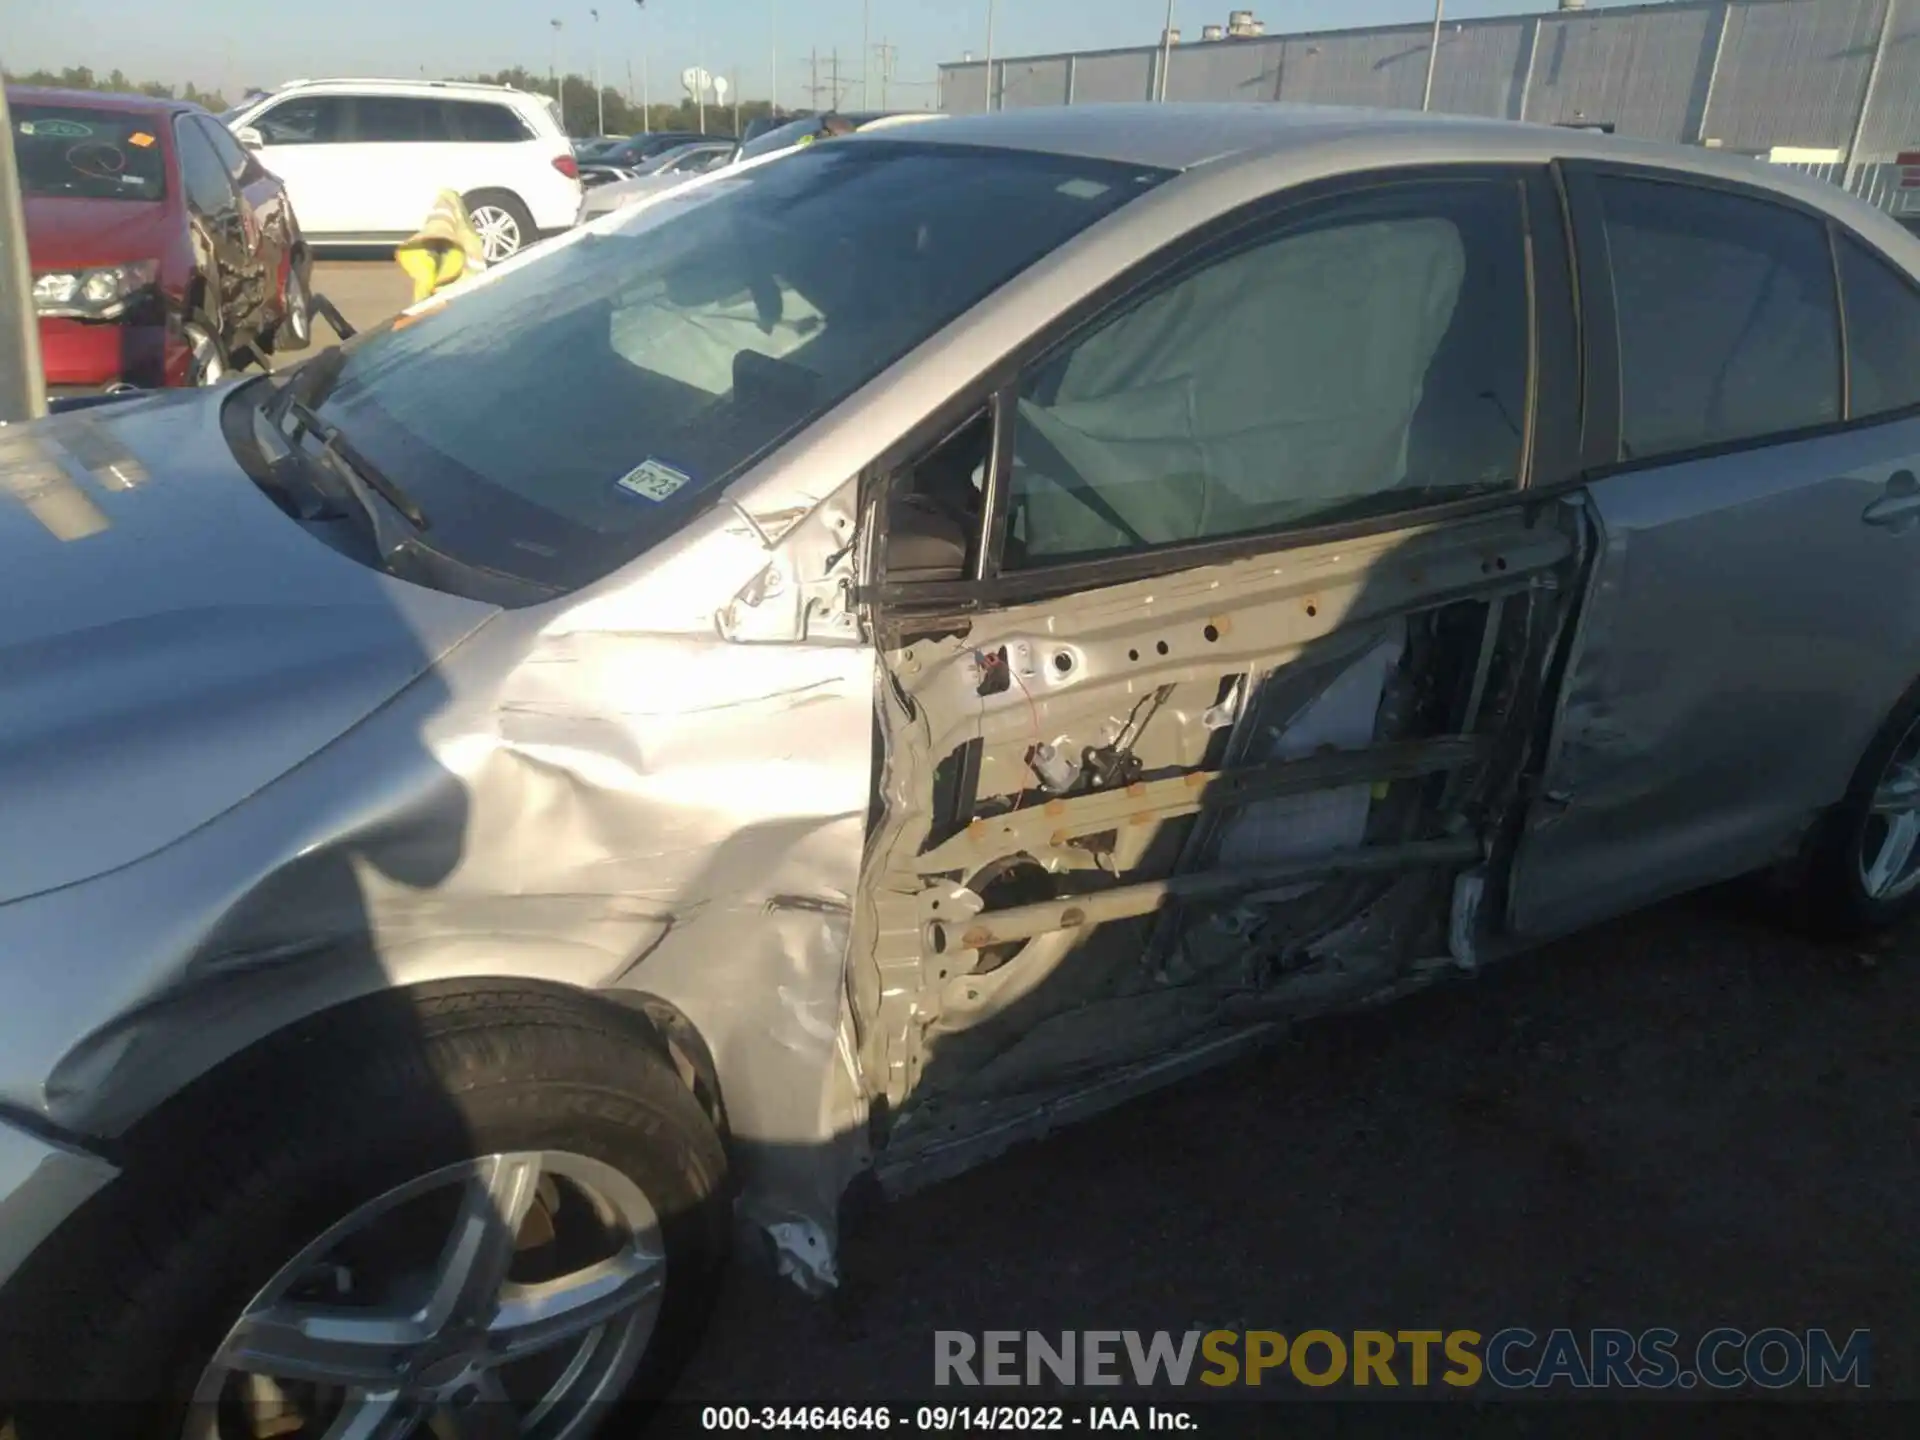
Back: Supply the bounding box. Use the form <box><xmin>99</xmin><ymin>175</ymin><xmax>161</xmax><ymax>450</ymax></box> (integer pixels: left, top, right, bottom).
<box><xmin>7</xmin><ymin>485</ymin><xmax>878</xmax><ymax>1293</ymax></box>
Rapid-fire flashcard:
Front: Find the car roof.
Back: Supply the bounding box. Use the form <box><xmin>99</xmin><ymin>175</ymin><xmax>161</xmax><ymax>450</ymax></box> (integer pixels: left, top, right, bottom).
<box><xmin>259</xmin><ymin>78</ymin><xmax>540</xmax><ymax>104</ymax></box>
<box><xmin>865</xmin><ymin>101</ymin><xmax>1886</xmax><ymax>229</ymax></box>
<box><xmin>6</xmin><ymin>85</ymin><xmax>192</xmax><ymax>118</ymax></box>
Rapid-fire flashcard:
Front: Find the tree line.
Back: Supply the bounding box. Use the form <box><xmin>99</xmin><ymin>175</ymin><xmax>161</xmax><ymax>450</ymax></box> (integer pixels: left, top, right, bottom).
<box><xmin>4</xmin><ymin>66</ymin><xmax>229</xmax><ymax>114</ymax></box>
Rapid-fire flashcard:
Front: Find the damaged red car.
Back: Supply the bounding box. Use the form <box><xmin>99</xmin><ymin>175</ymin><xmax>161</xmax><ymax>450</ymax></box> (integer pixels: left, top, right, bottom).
<box><xmin>10</xmin><ymin>86</ymin><xmax>313</xmax><ymax>396</ymax></box>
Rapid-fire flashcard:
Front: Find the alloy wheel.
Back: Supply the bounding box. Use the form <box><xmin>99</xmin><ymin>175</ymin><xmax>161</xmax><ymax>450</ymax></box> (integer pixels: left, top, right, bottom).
<box><xmin>185</xmin><ymin>1151</ymin><xmax>665</xmax><ymax>1440</ymax></box>
<box><xmin>1859</xmin><ymin>718</ymin><xmax>1920</xmax><ymax>901</ymax></box>
<box><xmin>185</xmin><ymin>323</ymin><xmax>227</xmax><ymax>386</ymax></box>
<box><xmin>468</xmin><ymin>207</ymin><xmax>523</xmax><ymax>263</ymax></box>
<box><xmin>285</xmin><ymin>266</ymin><xmax>312</xmax><ymax>345</ymax></box>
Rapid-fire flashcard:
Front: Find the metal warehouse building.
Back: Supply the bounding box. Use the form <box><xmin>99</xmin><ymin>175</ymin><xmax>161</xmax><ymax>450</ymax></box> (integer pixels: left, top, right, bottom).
<box><xmin>938</xmin><ymin>0</ymin><xmax>1920</xmax><ymax>178</ymax></box>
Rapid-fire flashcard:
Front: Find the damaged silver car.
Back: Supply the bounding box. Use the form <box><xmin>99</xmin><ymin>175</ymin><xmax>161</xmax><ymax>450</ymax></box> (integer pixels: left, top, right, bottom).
<box><xmin>8</xmin><ymin>103</ymin><xmax>1920</xmax><ymax>1436</ymax></box>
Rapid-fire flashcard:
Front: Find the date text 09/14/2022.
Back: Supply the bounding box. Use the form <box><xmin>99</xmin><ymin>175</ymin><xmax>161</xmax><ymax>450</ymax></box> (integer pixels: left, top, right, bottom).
<box><xmin>700</xmin><ymin>1406</ymin><xmax>1195</xmax><ymax>1432</ymax></box>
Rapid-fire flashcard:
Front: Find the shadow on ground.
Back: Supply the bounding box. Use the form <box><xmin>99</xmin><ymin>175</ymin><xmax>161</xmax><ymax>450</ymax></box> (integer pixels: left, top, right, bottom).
<box><xmin>676</xmin><ymin>889</ymin><xmax>1919</xmax><ymax>1402</ymax></box>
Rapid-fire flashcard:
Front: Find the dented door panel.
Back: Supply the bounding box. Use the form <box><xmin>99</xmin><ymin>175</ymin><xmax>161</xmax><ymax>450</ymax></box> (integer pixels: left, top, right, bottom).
<box><xmin>856</xmin><ymin>504</ymin><xmax>1584</xmax><ymax>1188</ymax></box>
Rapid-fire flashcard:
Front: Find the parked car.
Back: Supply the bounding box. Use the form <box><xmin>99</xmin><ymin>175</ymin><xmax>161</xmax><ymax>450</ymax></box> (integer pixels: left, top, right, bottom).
<box><xmin>11</xmin><ymin>85</ymin><xmax>311</xmax><ymax>396</ymax></box>
<box><xmin>576</xmin><ymin>138</ymin><xmax>740</xmax><ymax>219</ymax></box>
<box><xmin>584</xmin><ymin>129</ymin><xmax>718</xmax><ymax>175</ymax></box>
<box><xmin>572</xmin><ymin>134</ymin><xmax>627</xmax><ymax>161</ymax></box>
<box><xmin>735</xmin><ymin>108</ymin><xmax>942</xmax><ymax>163</ymax></box>
<box><xmin>223</xmin><ymin>79</ymin><xmax>581</xmax><ymax>262</ymax></box>
<box><xmin>10</xmin><ymin>105</ymin><xmax>1920</xmax><ymax>1433</ymax></box>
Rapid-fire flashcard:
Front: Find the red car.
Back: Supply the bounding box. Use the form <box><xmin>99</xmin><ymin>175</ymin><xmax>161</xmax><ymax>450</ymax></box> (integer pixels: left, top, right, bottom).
<box><xmin>10</xmin><ymin>85</ymin><xmax>313</xmax><ymax>397</ymax></box>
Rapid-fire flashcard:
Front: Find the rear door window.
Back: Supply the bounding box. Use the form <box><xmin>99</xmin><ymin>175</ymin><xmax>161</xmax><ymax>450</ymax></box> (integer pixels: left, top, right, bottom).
<box><xmin>1593</xmin><ymin>175</ymin><xmax>1842</xmax><ymax>460</ymax></box>
<box><xmin>1837</xmin><ymin>233</ymin><xmax>1920</xmax><ymax>420</ymax></box>
<box><xmin>350</xmin><ymin>96</ymin><xmax>451</xmax><ymax>144</ymax></box>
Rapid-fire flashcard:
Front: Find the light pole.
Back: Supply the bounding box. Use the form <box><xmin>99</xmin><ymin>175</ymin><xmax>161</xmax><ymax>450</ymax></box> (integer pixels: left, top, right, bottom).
<box><xmin>632</xmin><ymin>0</ymin><xmax>651</xmax><ymax>133</ymax></box>
<box><xmin>1158</xmin><ymin>0</ymin><xmax>1175</xmax><ymax>102</ymax></box>
<box><xmin>772</xmin><ymin>0</ymin><xmax>779</xmax><ymax>117</ymax></box>
<box><xmin>592</xmin><ymin>8</ymin><xmax>605</xmax><ymax>136</ymax></box>
<box><xmin>1422</xmin><ymin>0</ymin><xmax>1443</xmax><ymax>112</ymax></box>
<box><xmin>984</xmin><ymin>0</ymin><xmax>995</xmax><ymax>113</ymax></box>
<box><xmin>550</xmin><ymin>18</ymin><xmax>566</xmax><ymax>133</ymax></box>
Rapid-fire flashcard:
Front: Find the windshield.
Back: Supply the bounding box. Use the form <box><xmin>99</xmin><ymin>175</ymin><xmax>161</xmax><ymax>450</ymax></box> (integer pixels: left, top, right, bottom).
<box><xmin>309</xmin><ymin>141</ymin><xmax>1164</xmax><ymax>593</ymax></box>
<box><xmin>10</xmin><ymin>103</ymin><xmax>169</xmax><ymax>202</ymax></box>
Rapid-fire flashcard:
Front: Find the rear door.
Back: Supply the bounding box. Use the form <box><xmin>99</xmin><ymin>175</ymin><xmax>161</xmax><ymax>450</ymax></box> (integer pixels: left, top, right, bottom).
<box><xmin>1508</xmin><ymin>166</ymin><xmax>1920</xmax><ymax>939</ymax></box>
<box><xmin>345</xmin><ymin>95</ymin><xmax>456</xmax><ymax>236</ymax></box>
<box><xmin>860</xmin><ymin>167</ymin><xmax>1589</xmax><ymax>1157</ymax></box>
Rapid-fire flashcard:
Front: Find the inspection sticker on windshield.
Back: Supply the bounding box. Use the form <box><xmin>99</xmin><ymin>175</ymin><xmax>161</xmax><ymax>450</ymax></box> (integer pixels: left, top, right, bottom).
<box><xmin>615</xmin><ymin>458</ymin><xmax>693</xmax><ymax>502</ymax></box>
<box><xmin>127</xmin><ymin>132</ymin><xmax>155</xmax><ymax>148</ymax></box>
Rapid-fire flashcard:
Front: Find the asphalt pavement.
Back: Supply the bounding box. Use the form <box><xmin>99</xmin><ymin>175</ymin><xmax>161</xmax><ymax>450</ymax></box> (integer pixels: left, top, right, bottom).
<box><xmin>296</xmin><ymin>256</ymin><xmax>1920</xmax><ymax>1412</ymax></box>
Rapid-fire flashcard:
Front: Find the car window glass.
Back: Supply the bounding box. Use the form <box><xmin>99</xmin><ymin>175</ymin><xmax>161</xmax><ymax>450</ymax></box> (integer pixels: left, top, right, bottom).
<box><xmin>10</xmin><ymin>104</ymin><xmax>168</xmax><ymax>202</ymax></box>
<box><xmin>351</xmin><ymin>96</ymin><xmax>450</xmax><ymax>144</ymax></box>
<box><xmin>445</xmin><ymin>101</ymin><xmax>527</xmax><ymax>143</ymax></box>
<box><xmin>1003</xmin><ymin>177</ymin><xmax>1530</xmax><ymax>570</ymax></box>
<box><xmin>1838</xmin><ymin>234</ymin><xmax>1920</xmax><ymax>420</ymax></box>
<box><xmin>316</xmin><ymin>144</ymin><xmax>1165</xmax><ymax>593</ymax></box>
<box><xmin>196</xmin><ymin>115</ymin><xmax>251</xmax><ymax>182</ymax></box>
<box><xmin>175</xmin><ymin>119</ymin><xmax>234</xmax><ymax>213</ymax></box>
<box><xmin>252</xmin><ymin>96</ymin><xmax>345</xmax><ymax>146</ymax></box>
<box><xmin>1596</xmin><ymin>176</ymin><xmax>1841</xmax><ymax>460</ymax></box>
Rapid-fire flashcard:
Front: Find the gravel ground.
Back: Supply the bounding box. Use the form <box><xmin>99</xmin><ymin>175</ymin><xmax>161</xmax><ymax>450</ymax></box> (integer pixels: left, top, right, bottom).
<box><xmin>675</xmin><ymin>889</ymin><xmax>1919</xmax><ymax>1406</ymax></box>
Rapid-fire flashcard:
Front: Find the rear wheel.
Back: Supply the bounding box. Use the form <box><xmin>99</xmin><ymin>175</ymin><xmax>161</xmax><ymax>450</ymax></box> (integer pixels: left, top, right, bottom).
<box><xmin>1794</xmin><ymin>682</ymin><xmax>1920</xmax><ymax>938</ymax></box>
<box><xmin>3</xmin><ymin>985</ymin><xmax>732</xmax><ymax>1440</ymax></box>
<box><xmin>462</xmin><ymin>190</ymin><xmax>536</xmax><ymax>264</ymax></box>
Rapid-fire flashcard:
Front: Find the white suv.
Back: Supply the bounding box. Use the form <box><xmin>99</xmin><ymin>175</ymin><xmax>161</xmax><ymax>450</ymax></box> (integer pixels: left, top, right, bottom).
<box><xmin>226</xmin><ymin>79</ymin><xmax>582</xmax><ymax>261</ymax></box>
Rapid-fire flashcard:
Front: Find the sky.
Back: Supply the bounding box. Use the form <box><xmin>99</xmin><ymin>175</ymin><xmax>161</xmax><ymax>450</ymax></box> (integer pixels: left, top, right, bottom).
<box><xmin>6</xmin><ymin>0</ymin><xmax>1662</xmax><ymax>112</ymax></box>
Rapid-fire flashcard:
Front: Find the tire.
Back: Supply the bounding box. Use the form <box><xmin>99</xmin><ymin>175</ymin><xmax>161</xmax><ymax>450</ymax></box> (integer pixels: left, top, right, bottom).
<box><xmin>462</xmin><ymin>189</ymin><xmax>537</xmax><ymax>264</ymax></box>
<box><xmin>1793</xmin><ymin>680</ymin><xmax>1920</xmax><ymax>939</ymax></box>
<box><xmin>270</xmin><ymin>255</ymin><xmax>313</xmax><ymax>353</ymax></box>
<box><xmin>2</xmin><ymin>983</ymin><xmax>732</xmax><ymax>1440</ymax></box>
<box><xmin>182</xmin><ymin>312</ymin><xmax>230</xmax><ymax>386</ymax></box>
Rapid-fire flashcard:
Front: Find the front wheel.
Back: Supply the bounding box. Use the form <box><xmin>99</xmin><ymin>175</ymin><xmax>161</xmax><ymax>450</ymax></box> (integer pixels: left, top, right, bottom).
<box><xmin>3</xmin><ymin>984</ymin><xmax>732</xmax><ymax>1440</ymax></box>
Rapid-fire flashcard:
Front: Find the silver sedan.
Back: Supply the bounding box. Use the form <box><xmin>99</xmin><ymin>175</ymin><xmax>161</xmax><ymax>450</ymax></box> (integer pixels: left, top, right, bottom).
<box><xmin>5</xmin><ymin>103</ymin><xmax>1920</xmax><ymax>1435</ymax></box>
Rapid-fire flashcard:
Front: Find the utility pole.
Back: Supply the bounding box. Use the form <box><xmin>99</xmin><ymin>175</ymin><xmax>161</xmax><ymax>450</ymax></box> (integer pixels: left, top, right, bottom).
<box><xmin>633</xmin><ymin>0</ymin><xmax>650</xmax><ymax>133</ymax></box>
<box><xmin>862</xmin><ymin>0</ymin><xmax>871</xmax><ymax>109</ymax></box>
<box><xmin>1158</xmin><ymin>0</ymin><xmax>1175</xmax><ymax>102</ymax></box>
<box><xmin>830</xmin><ymin>48</ymin><xmax>840</xmax><ymax>110</ymax></box>
<box><xmin>550</xmin><ymin>18</ymin><xmax>566</xmax><ymax>132</ymax></box>
<box><xmin>591</xmin><ymin>8</ymin><xmax>605</xmax><ymax>136</ymax></box>
<box><xmin>874</xmin><ymin>40</ymin><xmax>898</xmax><ymax>110</ymax></box>
<box><xmin>771</xmin><ymin>0</ymin><xmax>780</xmax><ymax>116</ymax></box>
<box><xmin>984</xmin><ymin>0</ymin><xmax>995</xmax><ymax>113</ymax></box>
<box><xmin>808</xmin><ymin>47</ymin><xmax>827</xmax><ymax>110</ymax></box>
<box><xmin>1422</xmin><ymin>0</ymin><xmax>1444</xmax><ymax>112</ymax></box>
<box><xmin>732</xmin><ymin>68</ymin><xmax>741</xmax><ymax>134</ymax></box>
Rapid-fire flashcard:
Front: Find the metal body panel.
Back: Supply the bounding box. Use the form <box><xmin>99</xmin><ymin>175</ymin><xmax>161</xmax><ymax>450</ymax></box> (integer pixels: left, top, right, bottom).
<box><xmin>0</xmin><ymin>1118</ymin><xmax>117</xmax><ymax>1294</ymax></box>
<box><xmin>3</xmin><ymin>107</ymin><xmax>1917</xmax><ymax>1300</ymax></box>
<box><xmin>1512</xmin><ymin>417</ymin><xmax>1920</xmax><ymax>939</ymax></box>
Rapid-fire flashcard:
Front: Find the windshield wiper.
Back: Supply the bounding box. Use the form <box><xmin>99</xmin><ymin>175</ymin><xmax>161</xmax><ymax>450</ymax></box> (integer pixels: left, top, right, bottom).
<box><xmin>279</xmin><ymin>396</ymin><xmax>432</xmax><ymax>532</ymax></box>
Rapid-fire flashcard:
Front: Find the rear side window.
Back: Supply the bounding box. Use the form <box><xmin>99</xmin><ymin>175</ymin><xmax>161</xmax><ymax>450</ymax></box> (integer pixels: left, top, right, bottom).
<box><xmin>444</xmin><ymin>101</ymin><xmax>528</xmax><ymax>143</ymax></box>
<box><xmin>1837</xmin><ymin>234</ymin><xmax>1920</xmax><ymax>420</ymax></box>
<box><xmin>1004</xmin><ymin>177</ymin><xmax>1531</xmax><ymax>568</ymax></box>
<box><xmin>351</xmin><ymin>96</ymin><xmax>451</xmax><ymax>143</ymax></box>
<box><xmin>1595</xmin><ymin>176</ymin><xmax>1841</xmax><ymax>460</ymax></box>
<box><xmin>252</xmin><ymin>96</ymin><xmax>346</xmax><ymax>146</ymax></box>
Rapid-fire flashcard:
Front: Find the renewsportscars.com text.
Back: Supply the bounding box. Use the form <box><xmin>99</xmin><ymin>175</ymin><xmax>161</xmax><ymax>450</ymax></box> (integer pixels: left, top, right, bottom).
<box><xmin>934</xmin><ymin>1327</ymin><xmax>1871</xmax><ymax>1391</ymax></box>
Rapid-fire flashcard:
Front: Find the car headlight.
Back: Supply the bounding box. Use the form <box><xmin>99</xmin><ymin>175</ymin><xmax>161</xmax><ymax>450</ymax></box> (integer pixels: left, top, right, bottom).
<box><xmin>32</xmin><ymin>261</ymin><xmax>160</xmax><ymax>320</ymax></box>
